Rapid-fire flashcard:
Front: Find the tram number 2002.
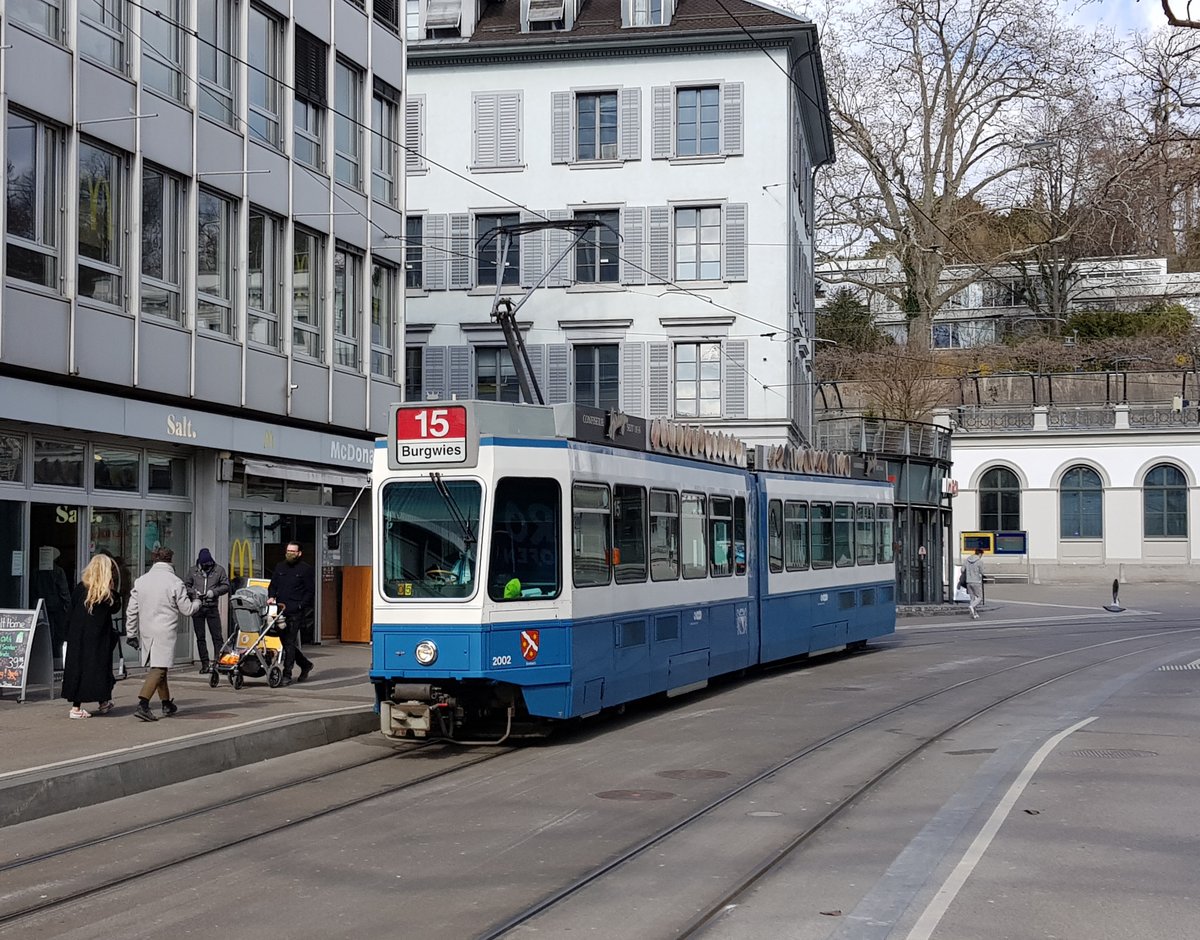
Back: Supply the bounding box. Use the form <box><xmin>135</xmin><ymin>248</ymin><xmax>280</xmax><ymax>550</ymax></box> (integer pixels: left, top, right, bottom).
<box><xmin>491</xmin><ymin>655</ymin><xmax>513</xmax><ymax>667</ymax></box>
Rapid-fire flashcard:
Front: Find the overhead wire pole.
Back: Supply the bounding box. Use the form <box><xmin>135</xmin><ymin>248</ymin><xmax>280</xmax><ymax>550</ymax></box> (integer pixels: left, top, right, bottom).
<box><xmin>481</xmin><ymin>219</ymin><xmax>607</xmax><ymax>406</ymax></box>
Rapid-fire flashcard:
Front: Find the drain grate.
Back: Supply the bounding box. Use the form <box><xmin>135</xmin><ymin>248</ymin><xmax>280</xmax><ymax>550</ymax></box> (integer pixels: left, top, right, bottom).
<box><xmin>657</xmin><ymin>769</ymin><xmax>730</xmax><ymax>780</ymax></box>
<box><xmin>1069</xmin><ymin>748</ymin><xmax>1158</xmax><ymax>759</ymax></box>
<box><xmin>945</xmin><ymin>748</ymin><xmax>998</xmax><ymax>756</ymax></box>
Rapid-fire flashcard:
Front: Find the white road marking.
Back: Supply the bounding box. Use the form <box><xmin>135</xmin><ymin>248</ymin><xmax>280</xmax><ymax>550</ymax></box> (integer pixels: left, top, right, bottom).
<box><xmin>904</xmin><ymin>716</ymin><xmax>1097</xmax><ymax>940</ymax></box>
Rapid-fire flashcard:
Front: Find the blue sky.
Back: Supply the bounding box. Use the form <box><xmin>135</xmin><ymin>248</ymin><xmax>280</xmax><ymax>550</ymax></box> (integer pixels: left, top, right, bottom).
<box><xmin>1070</xmin><ymin>0</ymin><xmax>1167</xmax><ymax>33</ymax></box>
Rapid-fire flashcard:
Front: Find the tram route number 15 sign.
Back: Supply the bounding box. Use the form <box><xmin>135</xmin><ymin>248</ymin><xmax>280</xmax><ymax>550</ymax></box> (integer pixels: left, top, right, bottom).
<box><xmin>394</xmin><ymin>406</ymin><xmax>469</xmax><ymax>466</ymax></box>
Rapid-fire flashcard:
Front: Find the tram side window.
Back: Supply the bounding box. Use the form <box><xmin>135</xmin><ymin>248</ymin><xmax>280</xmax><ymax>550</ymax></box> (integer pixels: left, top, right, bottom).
<box><xmin>784</xmin><ymin>500</ymin><xmax>808</xmax><ymax>571</ymax></box>
<box><xmin>856</xmin><ymin>504</ymin><xmax>876</xmax><ymax>565</ymax></box>
<box><xmin>877</xmin><ymin>504</ymin><xmax>895</xmax><ymax>564</ymax></box>
<box><xmin>734</xmin><ymin>496</ymin><xmax>746</xmax><ymax>576</ymax></box>
<box><xmin>767</xmin><ymin>499</ymin><xmax>783</xmax><ymax>573</ymax></box>
<box><xmin>650</xmin><ymin>489</ymin><xmax>680</xmax><ymax>581</ymax></box>
<box><xmin>572</xmin><ymin>483</ymin><xmax>612</xmax><ymax>587</ymax></box>
<box><xmin>488</xmin><ymin>477</ymin><xmax>563</xmax><ymax>601</ymax></box>
<box><xmin>681</xmin><ymin>492</ymin><xmax>707</xmax><ymax>579</ymax></box>
<box><xmin>834</xmin><ymin>502</ymin><xmax>854</xmax><ymax>567</ymax></box>
<box><xmin>709</xmin><ymin>496</ymin><xmax>733</xmax><ymax>577</ymax></box>
<box><xmin>811</xmin><ymin>502</ymin><xmax>832</xmax><ymax>569</ymax></box>
<box><xmin>614</xmin><ymin>484</ymin><xmax>648</xmax><ymax>584</ymax></box>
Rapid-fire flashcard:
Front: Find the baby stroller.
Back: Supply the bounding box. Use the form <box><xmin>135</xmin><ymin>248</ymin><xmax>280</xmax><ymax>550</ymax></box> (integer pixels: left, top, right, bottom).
<box><xmin>209</xmin><ymin>586</ymin><xmax>287</xmax><ymax>690</ymax></box>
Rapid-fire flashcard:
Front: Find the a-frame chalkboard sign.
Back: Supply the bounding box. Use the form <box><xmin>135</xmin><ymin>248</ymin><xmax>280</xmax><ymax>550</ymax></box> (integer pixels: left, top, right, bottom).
<box><xmin>0</xmin><ymin>601</ymin><xmax>55</xmax><ymax>702</ymax></box>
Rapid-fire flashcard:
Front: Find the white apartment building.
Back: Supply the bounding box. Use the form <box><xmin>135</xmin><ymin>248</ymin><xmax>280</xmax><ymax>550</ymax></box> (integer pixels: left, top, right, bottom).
<box><xmin>401</xmin><ymin>0</ymin><xmax>832</xmax><ymax>446</ymax></box>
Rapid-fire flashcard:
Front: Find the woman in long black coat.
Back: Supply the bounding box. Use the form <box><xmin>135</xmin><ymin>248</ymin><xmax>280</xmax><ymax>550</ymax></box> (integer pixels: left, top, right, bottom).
<box><xmin>61</xmin><ymin>554</ymin><xmax>120</xmax><ymax>719</ymax></box>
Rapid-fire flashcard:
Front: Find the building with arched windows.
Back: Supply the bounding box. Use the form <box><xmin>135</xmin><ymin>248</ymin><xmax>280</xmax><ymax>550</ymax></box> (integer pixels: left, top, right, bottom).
<box><xmin>945</xmin><ymin>403</ymin><xmax>1200</xmax><ymax>582</ymax></box>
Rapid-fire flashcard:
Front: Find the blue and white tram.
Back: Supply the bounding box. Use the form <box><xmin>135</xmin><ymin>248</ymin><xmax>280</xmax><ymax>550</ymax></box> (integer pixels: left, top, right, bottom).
<box><xmin>370</xmin><ymin>401</ymin><xmax>895</xmax><ymax>742</ymax></box>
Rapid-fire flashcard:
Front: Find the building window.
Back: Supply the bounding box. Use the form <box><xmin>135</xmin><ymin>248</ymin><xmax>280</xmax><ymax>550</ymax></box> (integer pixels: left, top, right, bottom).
<box><xmin>334</xmin><ymin>60</ymin><xmax>363</xmax><ymax>188</ymax></box>
<box><xmin>674</xmin><ymin>206</ymin><xmax>721</xmax><ymax>281</ymax></box>
<box><xmin>405</xmin><ymin>0</ymin><xmax>420</xmax><ymax>40</ymax></box>
<box><xmin>371</xmin><ymin>262</ymin><xmax>397</xmax><ymax>377</ymax></box>
<box><xmin>1144</xmin><ymin>464</ymin><xmax>1187</xmax><ymax>538</ymax></box>
<box><xmin>293</xmin><ymin>227</ymin><xmax>323</xmax><ymax>360</ymax></box>
<box><xmin>372</xmin><ymin>82</ymin><xmax>400</xmax><ymax>204</ymax></box>
<box><xmin>476</xmin><ymin>347</ymin><xmax>520</xmax><ymax>402</ymax></box>
<box><xmin>141</xmin><ymin>166</ymin><xmax>183</xmax><ymax>323</ymax></box>
<box><xmin>979</xmin><ymin>466</ymin><xmax>1020</xmax><ymax>532</ymax></box>
<box><xmin>79</xmin><ymin>0</ymin><xmax>126</xmax><ymax>72</ymax></box>
<box><xmin>674</xmin><ymin>341</ymin><xmax>720</xmax><ymax>417</ymax></box>
<box><xmin>574</xmin><ymin>209</ymin><xmax>619</xmax><ymax>283</ymax></box>
<box><xmin>1060</xmin><ymin>465</ymin><xmax>1102</xmax><ymax>539</ymax></box>
<box><xmin>247</xmin><ymin>5</ymin><xmax>282</xmax><ymax>147</ymax></box>
<box><xmin>574</xmin><ymin>344</ymin><xmax>619</xmax><ymax>410</ymax></box>
<box><xmin>374</xmin><ymin>0</ymin><xmax>400</xmax><ymax>32</ymax></box>
<box><xmin>197</xmin><ymin>0</ymin><xmax>236</xmax><ymax>126</ymax></box>
<box><xmin>248</xmin><ymin>209</ymin><xmax>282</xmax><ymax>347</ymax></box>
<box><xmin>932</xmin><ymin>320</ymin><xmax>995</xmax><ymax>349</ymax></box>
<box><xmin>576</xmin><ymin>92</ymin><xmax>617</xmax><ymax>161</ymax></box>
<box><xmin>472</xmin><ymin>91</ymin><xmax>522</xmax><ymax>169</ymax></box>
<box><xmin>196</xmin><ymin>189</ymin><xmax>235</xmax><ymax>335</ymax></box>
<box><xmin>10</xmin><ymin>0</ymin><xmax>61</xmax><ymax>41</ymax></box>
<box><xmin>676</xmin><ymin>86</ymin><xmax>718</xmax><ymax>157</ymax></box>
<box><xmin>6</xmin><ymin>112</ymin><xmax>61</xmax><ymax>290</ymax></box>
<box><xmin>294</xmin><ymin>30</ymin><xmax>327</xmax><ymax>170</ymax></box>
<box><xmin>404</xmin><ymin>346</ymin><xmax>423</xmax><ymax>401</ymax></box>
<box><xmin>333</xmin><ymin>246</ymin><xmax>362</xmax><ymax>369</ymax></box>
<box><xmin>405</xmin><ymin>215</ymin><xmax>423</xmax><ymax>289</ymax></box>
<box><xmin>630</xmin><ymin>0</ymin><xmax>663</xmax><ymax>25</ymax></box>
<box><xmin>141</xmin><ymin>0</ymin><xmax>184</xmax><ymax>100</ymax></box>
<box><xmin>77</xmin><ymin>140</ymin><xmax>124</xmax><ymax>308</ymax></box>
<box><xmin>476</xmin><ymin>213</ymin><xmax>519</xmax><ymax>286</ymax></box>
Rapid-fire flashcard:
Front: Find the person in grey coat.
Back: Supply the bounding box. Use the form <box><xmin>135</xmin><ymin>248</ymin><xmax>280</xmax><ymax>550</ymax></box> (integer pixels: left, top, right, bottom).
<box><xmin>125</xmin><ymin>547</ymin><xmax>201</xmax><ymax>722</ymax></box>
<box><xmin>963</xmin><ymin>547</ymin><xmax>986</xmax><ymax>620</ymax></box>
<box><xmin>184</xmin><ymin>548</ymin><xmax>231</xmax><ymax>673</ymax></box>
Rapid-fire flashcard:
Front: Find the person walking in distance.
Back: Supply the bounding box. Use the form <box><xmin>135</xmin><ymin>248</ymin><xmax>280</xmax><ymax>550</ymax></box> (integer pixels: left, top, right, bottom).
<box><xmin>184</xmin><ymin>548</ymin><xmax>230</xmax><ymax>673</ymax></box>
<box><xmin>268</xmin><ymin>541</ymin><xmax>314</xmax><ymax>685</ymax></box>
<box><xmin>964</xmin><ymin>547</ymin><xmax>986</xmax><ymax>620</ymax></box>
<box><xmin>61</xmin><ymin>554</ymin><xmax>120</xmax><ymax>719</ymax></box>
<box><xmin>125</xmin><ymin>547</ymin><xmax>201</xmax><ymax>721</ymax></box>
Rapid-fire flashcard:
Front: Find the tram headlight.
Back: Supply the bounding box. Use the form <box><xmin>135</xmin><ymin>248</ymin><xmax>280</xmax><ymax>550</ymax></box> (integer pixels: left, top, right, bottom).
<box><xmin>414</xmin><ymin>640</ymin><xmax>438</xmax><ymax>665</ymax></box>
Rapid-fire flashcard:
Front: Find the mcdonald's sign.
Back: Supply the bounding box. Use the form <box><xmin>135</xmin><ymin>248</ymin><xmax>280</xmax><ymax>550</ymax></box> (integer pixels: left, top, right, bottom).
<box><xmin>229</xmin><ymin>539</ymin><xmax>254</xmax><ymax>580</ymax></box>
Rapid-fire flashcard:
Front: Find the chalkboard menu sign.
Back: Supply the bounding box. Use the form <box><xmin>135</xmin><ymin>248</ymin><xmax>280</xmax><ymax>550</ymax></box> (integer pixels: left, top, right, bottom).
<box><xmin>0</xmin><ymin>603</ymin><xmax>53</xmax><ymax>702</ymax></box>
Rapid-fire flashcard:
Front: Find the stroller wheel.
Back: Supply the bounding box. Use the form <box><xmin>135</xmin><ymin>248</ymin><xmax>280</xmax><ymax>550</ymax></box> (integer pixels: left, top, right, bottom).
<box><xmin>268</xmin><ymin>666</ymin><xmax>283</xmax><ymax>688</ymax></box>
<box><xmin>208</xmin><ymin>669</ymin><xmax>220</xmax><ymax>688</ymax></box>
<box><xmin>232</xmin><ymin>671</ymin><xmax>244</xmax><ymax>691</ymax></box>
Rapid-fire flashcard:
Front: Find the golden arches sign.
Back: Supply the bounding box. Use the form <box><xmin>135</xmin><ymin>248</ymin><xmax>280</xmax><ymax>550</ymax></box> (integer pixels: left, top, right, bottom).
<box><xmin>229</xmin><ymin>539</ymin><xmax>254</xmax><ymax>580</ymax></box>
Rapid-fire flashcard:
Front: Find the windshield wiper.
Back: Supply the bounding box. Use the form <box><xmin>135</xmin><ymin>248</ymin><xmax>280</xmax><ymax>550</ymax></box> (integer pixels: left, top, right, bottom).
<box><xmin>430</xmin><ymin>472</ymin><xmax>477</xmax><ymax>546</ymax></box>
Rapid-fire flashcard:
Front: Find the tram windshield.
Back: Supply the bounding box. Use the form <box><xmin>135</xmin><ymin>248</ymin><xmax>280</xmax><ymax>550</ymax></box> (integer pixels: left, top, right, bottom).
<box><xmin>381</xmin><ymin>479</ymin><xmax>481</xmax><ymax>599</ymax></box>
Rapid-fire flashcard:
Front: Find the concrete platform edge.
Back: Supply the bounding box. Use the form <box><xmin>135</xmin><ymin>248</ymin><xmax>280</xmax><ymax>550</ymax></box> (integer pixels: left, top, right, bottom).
<box><xmin>0</xmin><ymin>706</ymin><xmax>378</xmax><ymax>828</ymax></box>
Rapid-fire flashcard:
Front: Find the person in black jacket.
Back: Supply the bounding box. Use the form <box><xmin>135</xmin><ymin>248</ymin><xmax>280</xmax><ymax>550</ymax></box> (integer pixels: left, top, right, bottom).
<box><xmin>268</xmin><ymin>541</ymin><xmax>314</xmax><ymax>685</ymax></box>
<box><xmin>61</xmin><ymin>554</ymin><xmax>120</xmax><ymax>719</ymax></box>
<box><xmin>184</xmin><ymin>548</ymin><xmax>231</xmax><ymax>672</ymax></box>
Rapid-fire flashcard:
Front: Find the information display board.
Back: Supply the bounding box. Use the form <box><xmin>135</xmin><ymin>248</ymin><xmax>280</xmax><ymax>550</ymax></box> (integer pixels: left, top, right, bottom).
<box><xmin>0</xmin><ymin>601</ymin><xmax>54</xmax><ymax>702</ymax></box>
<box><xmin>960</xmin><ymin>532</ymin><xmax>995</xmax><ymax>554</ymax></box>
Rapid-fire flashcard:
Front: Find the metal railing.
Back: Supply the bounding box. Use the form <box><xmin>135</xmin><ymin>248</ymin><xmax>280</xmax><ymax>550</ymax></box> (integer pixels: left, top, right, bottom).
<box><xmin>956</xmin><ymin>403</ymin><xmax>1200</xmax><ymax>432</ymax></box>
<box><xmin>1047</xmin><ymin>406</ymin><xmax>1115</xmax><ymax>430</ymax></box>
<box><xmin>818</xmin><ymin>416</ymin><xmax>952</xmax><ymax>459</ymax></box>
<box><xmin>955</xmin><ymin>408</ymin><xmax>1034</xmax><ymax>432</ymax></box>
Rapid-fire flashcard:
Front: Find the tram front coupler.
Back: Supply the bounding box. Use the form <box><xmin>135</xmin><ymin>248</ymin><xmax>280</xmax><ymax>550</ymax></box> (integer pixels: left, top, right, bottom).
<box><xmin>381</xmin><ymin>684</ymin><xmax>456</xmax><ymax>739</ymax></box>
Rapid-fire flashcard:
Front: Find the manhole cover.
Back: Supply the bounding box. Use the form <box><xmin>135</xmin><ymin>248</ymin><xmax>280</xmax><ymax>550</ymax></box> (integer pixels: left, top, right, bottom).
<box><xmin>595</xmin><ymin>789</ymin><xmax>675</xmax><ymax>801</ymax></box>
<box><xmin>170</xmin><ymin>712</ymin><xmax>238</xmax><ymax>720</ymax></box>
<box><xmin>945</xmin><ymin>748</ymin><xmax>998</xmax><ymax>756</ymax></box>
<box><xmin>1069</xmin><ymin>748</ymin><xmax>1158</xmax><ymax>759</ymax></box>
<box><xmin>657</xmin><ymin>769</ymin><xmax>730</xmax><ymax>780</ymax></box>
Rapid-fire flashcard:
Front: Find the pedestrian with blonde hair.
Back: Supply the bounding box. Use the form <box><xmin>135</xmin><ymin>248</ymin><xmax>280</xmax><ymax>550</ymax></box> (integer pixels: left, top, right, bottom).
<box><xmin>61</xmin><ymin>554</ymin><xmax>120</xmax><ymax>719</ymax></box>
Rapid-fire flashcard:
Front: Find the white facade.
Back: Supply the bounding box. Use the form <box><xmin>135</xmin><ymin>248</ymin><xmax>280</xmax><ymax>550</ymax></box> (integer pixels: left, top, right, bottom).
<box><xmin>401</xmin><ymin>2</ymin><xmax>832</xmax><ymax>445</ymax></box>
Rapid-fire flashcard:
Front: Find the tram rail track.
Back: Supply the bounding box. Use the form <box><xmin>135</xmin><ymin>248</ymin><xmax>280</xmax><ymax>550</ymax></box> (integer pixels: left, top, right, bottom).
<box><xmin>478</xmin><ymin>624</ymin><xmax>1200</xmax><ymax>939</ymax></box>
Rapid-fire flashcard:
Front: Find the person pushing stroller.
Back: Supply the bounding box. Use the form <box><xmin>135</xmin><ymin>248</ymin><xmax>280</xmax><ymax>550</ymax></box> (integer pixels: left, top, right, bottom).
<box><xmin>184</xmin><ymin>548</ymin><xmax>231</xmax><ymax>673</ymax></box>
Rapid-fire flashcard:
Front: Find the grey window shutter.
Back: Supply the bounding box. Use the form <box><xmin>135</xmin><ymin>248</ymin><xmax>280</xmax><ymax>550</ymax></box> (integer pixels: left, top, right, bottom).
<box><xmin>621</xmin><ymin>342</ymin><xmax>645</xmax><ymax>414</ymax></box>
<box><xmin>524</xmin><ymin>343</ymin><xmax>547</xmax><ymax>403</ymax></box>
<box><xmin>547</xmin><ymin>343</ymin><xmax>570</xmax><ymax>403</ymax></box>
<box><xmin>621</xmin><ymin>206</ymin><xmax>646</xmax><ymax>285</ymax></box>
<box><xmin>520</xmin><ymin>210</ymin><xmax>546</xmax><ymax>287</ymax></box>
<box><xmin>449</xmin><ymin>213</ymin><xmax>472</xmax><ymax>289</ymax></box>
<box><xmin>551</xmin><ymin>91</ymin><xmax>573</xmax><ymax>164</ymax></box>
<box><xmin>651</xmin><ymin>86</ymin><xmax>673</xmax><ymax>159</ymax></box>
<box><xmin>406</xmin><ymin>95</ymin><xmax>425</xmax><ymax>173</ymax></box>
<box><xmin>473</xmin><ymin>93</ymin><xmax>498</xmax><ymax>167</ymax></box>
<box><xmin>546</xmin><ymin>209</ymin><xmax>573</xmax><ymax>286</ymax></box>
<box><xmin>449</xmin><ymin>346</ymin><xmax>473</xmax><ymax>400</ymax></box>
<box><xmin>723</xmin><ymin>203</ymin><xmax>748</xmax><ymax>281</ymax></box>
<box><xmin>648</xmin><ymin>206</ymin><xmax>671</xmax><ymax>283</ymax></box>
<box><xmin>648</xmin><ymin>342</ymin><xmax>671</xmax><ymax>417</ymax></box>
<box><xmin>618</xmin><ymin>87</ymin><xmax>641</xmax><ymax>161</ymax></box>
<box><xmin>723</xmin><ymin>339</ymin><xmax>747</xmax><ymax>418</ymax></box>
<box><xmin>294</xmin><ymin>30</ymin><xmax>327</xmax><ymax>106</ymax></box>
<box><xmin>424</xmin><ymin>345</ymin><xmax>448</xmax><ymax>399</ymax></box>
<box><xmin>721</xmin><ymin>82</ymin><xmax>743</xmax><ymax>156</ymax></box>
<box><xmin>498</xmin><ymin>92</ymin><xmax>522</xmax><ymax>166</ymax></box>
<box><xmin>424</xmin><ymin>214</ymin><xmax>448</xmax><ymax>290</ymax></box>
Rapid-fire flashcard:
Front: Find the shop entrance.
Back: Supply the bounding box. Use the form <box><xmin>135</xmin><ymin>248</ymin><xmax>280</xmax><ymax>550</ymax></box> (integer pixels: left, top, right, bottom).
<box><xmin>29</xmin><ymin>503</ymin><xmax>80</xmax><ymax>666</ymax></box>
<box><xmin>229</xmin><ymin>511</ymin><xmax>318</xmax><ymax>643</ymax></box>
<box><xmin>0</xmin><ymin>501</ymin><xmax>24</xmax><ymax>609</ymax></box>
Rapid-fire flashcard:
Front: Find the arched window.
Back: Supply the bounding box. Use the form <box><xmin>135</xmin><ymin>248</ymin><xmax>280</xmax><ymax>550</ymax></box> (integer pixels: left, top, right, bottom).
<box><xmin>1060</xmin><ymin>466</ymin><xmax>1102</xmax><ymax>539</ymax></box>
<box><xmin>1144</xmin><ymin>464</ymin><xmax>1187</xmax><ymax>538</ymax></box>
<box><xmin>979</xmin><ymin>466</ymin><xmax>1020</xmax><ymax>532</ymax></box>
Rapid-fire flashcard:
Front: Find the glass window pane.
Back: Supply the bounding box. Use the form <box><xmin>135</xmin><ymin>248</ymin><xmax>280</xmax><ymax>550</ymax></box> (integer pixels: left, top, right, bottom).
<box><xmin>147</xmin><ymin>454</ymin><xmax>188</xmax><ymax>495</ymax></box>
<box><xmin>650</xmin><ymin>489</ymin><xmax>679</xmax><ymax>581</ymax></box>
<box><xmin>681</xmin><ymin>492</ymin><xmax>706</xmax><ymax>579</ymax></box>
<box><xmin>94</xmin><ymin>448</ymin><xmax>139</xmax><ymax>491</ymax></box>
<box><xmin>34</xmin><ymin>439</ymin><xmax>83</xmax><ymax>487</ymax></box>
<box><xmin>614</xmin><ymin>485</ymin><xmax>647</xmax><ymax>584</ymax></box>
<box><xmin>572</xmin><ymin>483</ymin><xmax>611</xmax><ymax>587</ymax></box>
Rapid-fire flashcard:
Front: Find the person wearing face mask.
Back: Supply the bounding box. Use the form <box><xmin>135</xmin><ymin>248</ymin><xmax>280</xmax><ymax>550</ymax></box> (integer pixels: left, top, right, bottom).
<box><xmin>184</xmin><ymin>548</ymin><xmax>231</xmax><ymax>673</ymax></box>
<box><xmin>268</xmin><ymin>541</ymin><xmax>315</xmax><ymax>685</ymax></box>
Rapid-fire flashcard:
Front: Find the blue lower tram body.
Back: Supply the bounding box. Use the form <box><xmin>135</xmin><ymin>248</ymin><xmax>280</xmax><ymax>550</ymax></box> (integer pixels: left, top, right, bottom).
<box><xmin>370</xmin><ymin>581</ymin><xmax>896</xmax><ymax>737</ymax></box>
